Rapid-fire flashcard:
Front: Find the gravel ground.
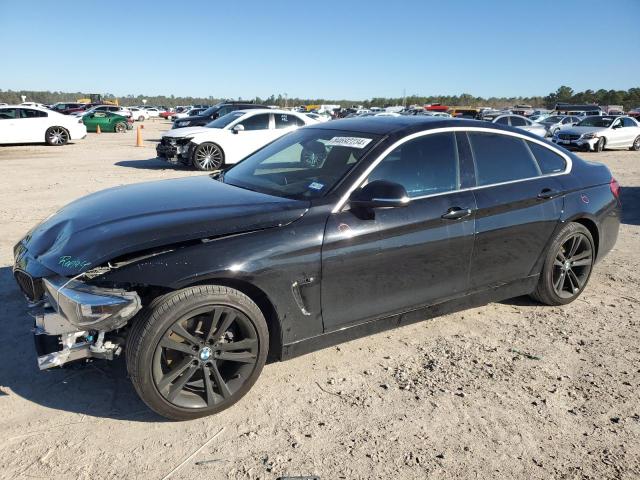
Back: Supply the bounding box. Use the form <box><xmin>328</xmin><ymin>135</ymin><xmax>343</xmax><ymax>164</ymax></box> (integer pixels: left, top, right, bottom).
<box><xmin>0</xmin><ymin>120</ymin><xmax>638</xmax><ymax>480</ymax></box>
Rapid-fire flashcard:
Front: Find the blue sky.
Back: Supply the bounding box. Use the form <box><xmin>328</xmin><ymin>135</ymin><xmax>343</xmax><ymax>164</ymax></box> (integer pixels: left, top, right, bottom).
<box><xmin>1</xmin><ymin>0</ymin><xmax>638</xmax><ymax>100</ymax></box>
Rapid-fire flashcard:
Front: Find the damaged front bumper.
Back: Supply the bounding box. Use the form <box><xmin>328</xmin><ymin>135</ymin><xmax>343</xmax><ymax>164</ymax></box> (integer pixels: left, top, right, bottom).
<box><xmin>156</xmin><ymin>138</ymin><xmax>192</xmax><ymax>163</ymax></box>
<box><xmin>28</xmin><ymin>276</ymin><xmax>142</xmax><ymax>369</ymax></box>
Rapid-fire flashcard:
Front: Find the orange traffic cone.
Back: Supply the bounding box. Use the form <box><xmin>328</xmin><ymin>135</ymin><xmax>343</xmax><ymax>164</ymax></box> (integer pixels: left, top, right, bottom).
<box><xmin>135</xmin><ymin>125</ymin><xmax>143</xmax><ymax>147</ymax></box>
<box><xmin>96</xmin><ymin>124</ymin><xmax>101</xmax><ymax>134</ymax></box>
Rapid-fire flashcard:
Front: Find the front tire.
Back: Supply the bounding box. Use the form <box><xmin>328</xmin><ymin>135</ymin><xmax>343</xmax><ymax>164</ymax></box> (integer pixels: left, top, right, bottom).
<box><xmin>630</xmin><ymin>135</ymin><xmax>640</xmax><ymax>151</ymax></box>
<box><xmin>138</xmin><ymin>115</ymin><xmax>145</xmax><ymax>122</ymax></box>
<box><xmin>530</xmin><ymin>222</ymin><xmax>595</xmax><ymax>306</ymax></box>
<box><xmin>595</xmin><ymin>137</ymin><xmax>605</xmax><ymax>152</ymax></box>
<box><xmin>126</xmin><ymin>285</ymin><xmax>268</xmax><ymax>420</ymax></box>
<box><xmin>45</xmin><ymin>126</ymin><xmax>69</xmax><ymax>146</ymax></box>
<box><xmin>192</xmin><ymin>142</ymin><xmax>224</xmax><ymax>171</ymax></box>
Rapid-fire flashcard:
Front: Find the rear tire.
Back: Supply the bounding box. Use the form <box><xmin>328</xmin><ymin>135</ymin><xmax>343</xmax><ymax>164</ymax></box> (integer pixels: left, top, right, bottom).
<box><xmin>530</xmin><ymin>222</ymin><xmax>595</xmax><ymax>306</ymax></box>
<box><xmin>127</xmin><ymin>285</ymin><xmax>269</xmax><ymax>421</ymax></box>
<box><xmin>45</xmin><ymin>126</ymin><xmax>69</xmax><ymax>146</ymax></box>
<box><xmin>630</xmin><ymin>135</ymin><xmax>640</xmax><ymax>151</ymax></box>
<box><xmin>114</xmin><ymin>122</ymin><xmax>126</xmax><ymax>133</ymax></box>
<box><xmin>138</xmin><ymin>115</ymin><xmax>145</xmax><ymax>122</ymax></box>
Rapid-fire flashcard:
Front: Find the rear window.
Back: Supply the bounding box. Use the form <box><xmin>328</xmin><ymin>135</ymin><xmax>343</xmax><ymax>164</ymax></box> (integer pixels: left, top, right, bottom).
<box><xmin>468</xmin><ymin>132</ymin><xmax>540</xmax><ymax>185</ymax></box>
<box><xmin>527</xmin><ymin>142</ymin><xmax>567</xmax><ymax>174</ymax></box>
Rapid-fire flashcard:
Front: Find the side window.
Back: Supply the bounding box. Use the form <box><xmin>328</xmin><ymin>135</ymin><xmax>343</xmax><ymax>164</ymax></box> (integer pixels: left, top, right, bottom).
<box><xmin>468</xmin><ymin>132</ymin><xmax>540</xmax><ymax>185</ymax></box>
<box><xmin>217</xmin><ymin>106</ymin><xmax>235</xmax><ymax>116</ymax></box>
<box><xmin>0</xmin><ymin>108</ymin><xmax>18</xmax><ymax>119</ymax></box>
<box><xmin>527</xmin><ymin>141</ymin><xmax>567</xmax><ymax>174</ymax></box>
<box><xmin>20</xmin><ymin>109</ymin><xmax>47</xmax><ymax>118</ymax></box>
<box><xmin>239</xmin><ymin>113</ymin><xmax>270</xmax><ymax>131</ymax></box>
<box><xmin>622</xmin><ymin>118</ymin><xmax>637</xmax><ymax>127</ymax></box>
<box><xmin>562</xmin><ymin>117</ymin><xmax>572</xmax><ymax>124</ymax></box>
<box><xmin>495</xmin><ymin>116</ymin><xmax>509</xmax><ymax>125</ymax></box>
<box><xmin>366</xmin><ymin>132</ymin><xmax>460</xmax><ymax>198</ymax></box>
<box><xmin>275</xmin><ymin>113</ymin><xmax>304</xmax><ymax>129</ymax></box>
<box><xmin>510</xmin><ymin>116</ymin><xmax>527</xmax><ymax>127</ymax></box>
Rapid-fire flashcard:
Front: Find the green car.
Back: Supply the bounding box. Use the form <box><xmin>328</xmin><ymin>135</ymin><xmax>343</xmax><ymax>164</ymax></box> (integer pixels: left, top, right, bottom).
<box><xmin>83</xmin><ymin>111</ymin><xmax>130</xmax><ymax>133</ymax></box>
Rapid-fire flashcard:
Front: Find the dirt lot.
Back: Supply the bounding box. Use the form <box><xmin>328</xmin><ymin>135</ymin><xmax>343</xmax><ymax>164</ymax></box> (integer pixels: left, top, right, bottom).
<box><xmin>0</xmin><ymin>120</ymin><xmax>638</xmax><ymax>480</ymax></box>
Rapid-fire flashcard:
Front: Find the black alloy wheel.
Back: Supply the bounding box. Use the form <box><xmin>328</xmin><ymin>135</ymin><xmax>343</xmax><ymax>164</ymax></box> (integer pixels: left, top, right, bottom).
<box><xmin>193</xmin><ymin>143</ymin><xmax>224</xmax><ymax>171</ymax></box>
<box><xmin>550</xmin><ymin>232</ymin><xmax>593</xmax><ymax>299</ymax></box>
<box><xmin>152</xmin><ymin>305</ymin><xmax>259</xmax><ymax>409</ymax></box>
<box><xmin>127</xmin><ymin>285</ymin><xmax>268</xmax><ymax>420</ymax></box>
<box><xmin>531</xmin><ymin>222</ymin><xmax>595</xmax><ymax>305</ymax></box>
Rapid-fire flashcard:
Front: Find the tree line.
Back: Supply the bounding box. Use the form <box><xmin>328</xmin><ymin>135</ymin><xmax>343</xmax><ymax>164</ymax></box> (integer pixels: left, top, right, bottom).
<box><xmin>1</xmin><ymin>86</ymin><xmax>639</xmax><ymax>110</ymax></box>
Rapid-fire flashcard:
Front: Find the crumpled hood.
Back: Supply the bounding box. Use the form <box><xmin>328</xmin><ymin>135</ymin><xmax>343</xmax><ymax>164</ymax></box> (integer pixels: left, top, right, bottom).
<box><xmin>18</xmin><ymin>176</ymin><xmax>309</xmax><ymax>276</ymax></box>
<box><xmin>164</xmin><ymin>126</ymin><xmax>212</xmax><ymax>138</ymax></box>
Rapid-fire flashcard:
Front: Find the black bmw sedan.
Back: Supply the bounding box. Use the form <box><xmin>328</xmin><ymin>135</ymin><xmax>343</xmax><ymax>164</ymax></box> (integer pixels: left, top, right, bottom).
<box><xmin>13</xmin><ymin>117</ymin><xmax>620</xmax><ymax>420</ymax></box>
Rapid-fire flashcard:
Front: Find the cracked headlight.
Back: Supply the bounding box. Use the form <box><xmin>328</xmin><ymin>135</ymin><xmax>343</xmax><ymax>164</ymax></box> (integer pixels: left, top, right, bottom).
<box><xmin>43</xmin><ymin>277</ymin><xmax>141</xmax><ymax>331</ymax></box>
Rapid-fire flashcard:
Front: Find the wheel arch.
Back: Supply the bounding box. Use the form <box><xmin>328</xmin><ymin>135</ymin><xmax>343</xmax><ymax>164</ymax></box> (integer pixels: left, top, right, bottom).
<box><xmin>572</xmin><ymin>217</ymin><xmax>600</xmax><ymax>259</ymax></box>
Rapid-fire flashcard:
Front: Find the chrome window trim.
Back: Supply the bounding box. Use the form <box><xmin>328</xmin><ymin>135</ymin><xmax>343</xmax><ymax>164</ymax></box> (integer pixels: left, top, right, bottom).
<box><xmin>332</xmin><ymin>126</ymin><xmax>572</xmax><ymax>213</ymax></box>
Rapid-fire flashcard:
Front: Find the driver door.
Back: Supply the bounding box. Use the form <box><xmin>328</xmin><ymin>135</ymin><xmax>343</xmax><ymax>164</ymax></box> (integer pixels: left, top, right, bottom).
<box><xmin>321</xmin><ymin>132</ymin><xmax>476</xmax><ymax>331</ymax></box>
<box><xmin>226</xmin><ymin>113</ymin><xmax>275</xmax><ymax>162</ymax></box>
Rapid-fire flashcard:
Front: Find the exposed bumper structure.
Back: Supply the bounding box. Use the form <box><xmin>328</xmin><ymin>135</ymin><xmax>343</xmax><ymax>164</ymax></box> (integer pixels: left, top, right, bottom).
<box><xmin>32</xmin><ymin>308</ymin><xmax>121</xmax><ymax>370</ymax></box>
<box><xmin>26</xmin><ymin>276</ymin><xmax>142</xmax><ymax>369</ymax></box>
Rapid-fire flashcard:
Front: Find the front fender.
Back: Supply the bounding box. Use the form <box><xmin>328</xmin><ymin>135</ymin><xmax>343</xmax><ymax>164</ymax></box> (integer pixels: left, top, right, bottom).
<box><xmin>95</xmin><ymin>208</ymin><xmax>330</xmax><ymax>346</ymax></box>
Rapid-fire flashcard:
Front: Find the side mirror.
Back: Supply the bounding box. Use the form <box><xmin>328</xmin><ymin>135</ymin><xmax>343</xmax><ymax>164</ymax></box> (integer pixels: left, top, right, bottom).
<box><xmin>349</xmin><ymin>180</ymin><xmax>410</xmax><ymax>209</ymax></box>
<box><xmin>232</xmin><ymin>124</ymin><xmax>245</xmax><ymax>134</ymax></box>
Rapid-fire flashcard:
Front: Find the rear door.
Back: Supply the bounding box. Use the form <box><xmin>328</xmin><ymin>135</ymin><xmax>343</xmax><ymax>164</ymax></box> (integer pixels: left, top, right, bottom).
<box><xmin>19</xmin><ymin>108</ymin><xmax>49</xmax><ymax>142</ymax></box>
<box><xmin>465</xmin><ymin>131</ymin><xmax>567</xmax><ymax>289</ymax></box>
<box><xmin>321</xmin><ymin>132</ymin><xmax>476</xmax><ymax>330</ymax></box>
<box><xmin>0</xmin><ymin>108</ymin><xmax>20</xmax><ymax>143</ymax></box>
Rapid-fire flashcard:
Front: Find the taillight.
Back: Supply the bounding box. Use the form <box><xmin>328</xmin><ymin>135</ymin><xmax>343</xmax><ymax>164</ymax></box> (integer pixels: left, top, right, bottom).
<box><xmin>610</xmin><ymin>177</ymin><xmax>620</xmax><ymax>199</ymax></box>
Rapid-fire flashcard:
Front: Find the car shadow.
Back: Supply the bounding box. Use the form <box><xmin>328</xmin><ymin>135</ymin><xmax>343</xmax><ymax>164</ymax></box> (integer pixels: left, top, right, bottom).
<box><xmin>0</xmin><ymin>266</ymin><xmax>164</xmax><ymax>422</ymax></box>
<box><xmin>115</xmin><ymin>158</ymin><xmax>189</xmax><ymax>171</ymax></box>
<box><xmin>620</xmin><ymin>186</ymin><xmax>640</xmax><ymax>226</ymax></box>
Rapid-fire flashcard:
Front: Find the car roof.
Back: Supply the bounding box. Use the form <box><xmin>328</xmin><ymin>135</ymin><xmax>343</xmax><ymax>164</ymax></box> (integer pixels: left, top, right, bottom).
<box><xmin>233</xmin><ymin>108</ymin><xmax>303</xmax><ymax>115</ymax></box>
<box><xmin>304</xmin><ymin>116</ymin><xmax>548</xmax><ymax>139</ymax></box>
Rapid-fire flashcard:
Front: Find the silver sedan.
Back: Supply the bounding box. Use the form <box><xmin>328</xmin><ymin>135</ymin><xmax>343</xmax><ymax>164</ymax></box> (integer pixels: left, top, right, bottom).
<box><xmin>491</xmin><ymin>114</ymin><xmax>547</xmax><ymax>137</ymax></box>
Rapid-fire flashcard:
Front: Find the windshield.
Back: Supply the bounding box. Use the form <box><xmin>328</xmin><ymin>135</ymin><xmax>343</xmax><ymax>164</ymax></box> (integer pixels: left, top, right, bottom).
<box><xmin>222</xmin><ymin>128</ymin><xmax>381</xmax><ymax>200</ymax></box>
<box><xmin>199</xmin><ymin>105</ymin><xmax>222</xmax><ymax>117</ymax></box>
<box><xmin>543</xmin><ymin>116</ymin><xmax>564</xmax><ymax>123</ymax></box>
<box><xmin>205</xmin><ymin>111</ymin><xmax>246</xmax><ymax>129</ymax></box>
<box><xmin>577</xmin><ymin>116</ymin><xmax>615</xmax><ymax>128</ymax></box>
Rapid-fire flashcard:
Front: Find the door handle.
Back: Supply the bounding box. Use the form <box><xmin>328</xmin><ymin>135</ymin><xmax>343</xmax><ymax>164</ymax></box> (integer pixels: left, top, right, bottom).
<box><xmin>537</xmin><ymin>188</ymin><xmax>559</xmax><ymax>200</ymax></box>
<box><xmin>441</xmin><ymin>207</ymin><xmax>472</xmax><ymax>220</ymax></box>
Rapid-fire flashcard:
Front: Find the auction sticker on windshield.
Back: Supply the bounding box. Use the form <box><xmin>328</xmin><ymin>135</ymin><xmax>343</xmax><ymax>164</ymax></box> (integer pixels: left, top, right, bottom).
<box><xmin>326</xmin><ymin>136</ymin><xmax>373</xmax><ymax>149</ymax></box>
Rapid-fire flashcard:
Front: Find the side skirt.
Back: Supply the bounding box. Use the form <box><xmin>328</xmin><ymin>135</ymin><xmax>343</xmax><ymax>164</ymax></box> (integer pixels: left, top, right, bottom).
<box><xmin>280</xmin><ymin>275</ymin><xmax>539</xmax><ymax>360</ymax></box>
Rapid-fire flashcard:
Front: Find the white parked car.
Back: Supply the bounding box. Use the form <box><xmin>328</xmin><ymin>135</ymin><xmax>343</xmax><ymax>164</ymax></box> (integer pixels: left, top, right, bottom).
<box><xmin>157</xmin><ymin>109</ymin><xmax>317</xmax><ymax>170</ymax></box>
<box><xmin>143</xmin><ymin>107</ymin><xmax>160</xmax><ymax>117</ymax></box>
<box><xmin>20</xmin><ymin>102</ymin><xmax>47</xmax><ymax>109</ymax></box>
<box><xmin>0</xmin><ymin>105</ymin><xmax>87</xmax><ymax>145</ymax></box>
<box><xmin>492</xmin><ymin>114</ymin><xmax>547</xmax><ymax>137</ymax></box>
<box><xmin>127</xmin><ymin>107</ymin><xmax>150</xmax><ymax>121</ymax></box>
<box><xmin>552</xmin><ymin>115</ymin><xmax>640</xmax><ymax>152</ymax></box>
<box><xmin>81</xmin><ymin>105</ymin><xmax>132</xmax><ymax>118</ymax></box>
